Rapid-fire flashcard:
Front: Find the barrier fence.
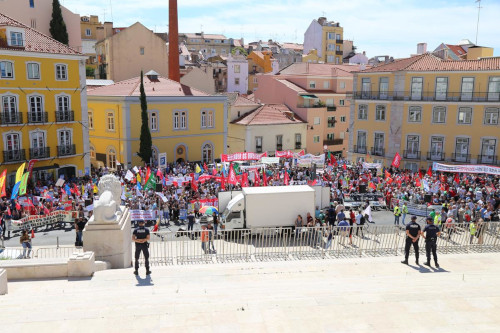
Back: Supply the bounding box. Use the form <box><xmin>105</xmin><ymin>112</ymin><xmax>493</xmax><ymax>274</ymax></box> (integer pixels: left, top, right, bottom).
<box><xmin>144</xmin><ymin>222</ymin><xmax>500</xmax><ymax>266</ymax></box>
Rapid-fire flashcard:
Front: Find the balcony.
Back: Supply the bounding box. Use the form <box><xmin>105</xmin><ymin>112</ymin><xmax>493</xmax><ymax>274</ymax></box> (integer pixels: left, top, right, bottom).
<box><xmin>452</xmin><ymin>153</ymin><xmax>471</xmax><ymax>163</ymax></box>
<box><xmin>327</xmin><ymin>106</ymin><xmax>337</xmax><ymax>112</ymax></box>
<box><xmin>477</xmin><ymin>155</ymin><xmax>498</xmax><ymax>165</ymax></box>
<box><xmin>297</xmin><ymin>103</ymin><xmax>325</xmax><ymax>109</ymax></box>
<box><xmin>403</xmin><ymin>150</ymin><xmax>421</xmax><ymax>160</ymax></box>
<box><xmin>276</xmin><ymin>144</ymin><xmax>283</xmax><ymax>151</ymax></box>
<box><xmin>55</xmin><ymin>110</ymin><xmax>75</xmax><ymax>122</ymax></box>
<box><xmin>370</xmin><ymin>147</ymin><xmax>385</xmax><ymax>156</ymax></box>
<box><xmin>353</xmin><ymin>91</ymin><xmax>500</xmax><ymax>102</ymax></box>
<box><xmin>3</xmin><ymin>149</ymin><xmax>26</xmax><ymax>163</ymax></box>
<box><xmin>324</xmin><ymin>139</ymin><xmax>344</xmax><ymax>146</ymax></box>
<box><xmin>57</xmin><ymin>144</ymin><xmax>76</xmax><ymax>157</ymax></box>
<box><xmin>426</xmin><ymin>151</ymin><xmax>445</xmax><ymax>161</ymax></box>
<box><xmin>353</xmin><ymin>145</ymin><xmax>367</xmax><ymax>154</ymax></box>
<box><xmin>28</xmin><ymin>112</ymin><xmax>49</xmax><ymax>124</ymax></box>
<box><xmin>295</xmin><ymin>143</ymin><xmax>302</xmax><ymax>149</ymax></box>
<box><xmin>256</xmin><ymin>146</ymin><xmax>262</xmax><ymax>153</ymax></box>
<box><xmin>0</xmin><ymin>112</ymin><xmax>23</xmax><ymax>125</ymax></box>
<box><xmin>336</xmin><ymin>39</ymin><xmax>343</xmax><ymax>44</ymax></box>
<box><xmin>30</xmin><ymin>147</ymin><xmax>50</xmax><ymax>159</ymax></box>
<box><xmin>335</xmin><ymin>50</ymin><xmax>343</xmax><ymax>56</ymax></box>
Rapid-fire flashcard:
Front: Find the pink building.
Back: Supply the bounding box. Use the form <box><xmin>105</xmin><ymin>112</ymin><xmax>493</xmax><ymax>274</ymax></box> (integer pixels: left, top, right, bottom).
<box><xmin>255</xmin><ymin>63</ymin><xmax>365</xmax><ymax>156</ymax></box>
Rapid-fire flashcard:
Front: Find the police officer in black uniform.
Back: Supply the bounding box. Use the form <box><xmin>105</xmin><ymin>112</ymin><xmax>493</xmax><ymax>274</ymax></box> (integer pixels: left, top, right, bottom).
<box><xmin>401</xmin><ymin>215</ymin><xmax>421</xmax><ymax>265</ymax></box>
<box><xmin>423</xmin><ymin>217</ymin><xmax>441</xmax><ymax>268</ymax></box>
<box><xmin>132</xmin><ymin>220</ymin><xmax>151</xmax><ymax>275</ymax></box>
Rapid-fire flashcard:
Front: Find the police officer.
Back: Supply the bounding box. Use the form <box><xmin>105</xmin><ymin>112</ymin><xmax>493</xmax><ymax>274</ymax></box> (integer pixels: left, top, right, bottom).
<box><xmin>132</xmin><ymin>220</ymin><xmax>151</xmax><ymax>276</ymax></box>
<box><xmin>401</xmin><ymin>215</ymin><xmax>421</xmax><ymax>265</ymax></box>
<box><xmin>423</xmin><ymin>217</ymin><xmax>440</xmax><ymax>268</ymax></box>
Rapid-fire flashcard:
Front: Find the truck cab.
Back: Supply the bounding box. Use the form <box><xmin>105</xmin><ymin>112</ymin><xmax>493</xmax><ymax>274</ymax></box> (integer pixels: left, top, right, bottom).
<box><xmin>221</xmin><ymin>193</ymin><xmax>245</xmax><ymax>229</ymax></box>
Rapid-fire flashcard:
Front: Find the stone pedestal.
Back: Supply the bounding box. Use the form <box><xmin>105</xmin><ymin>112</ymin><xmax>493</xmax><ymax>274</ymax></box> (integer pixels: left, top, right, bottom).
<box><xmin>0</xmin><ymin>269</ymin><xmax>7</xmax><ymax>295</ymax></box>
<box><xmin>83</xmin><ymin>207</ymin><xmax>131</xmax><ymax>269</ymax></box>
<box><xmin>68</xmin><ymin>251</ymin><xmax>95</xmax><ymax>277</ymax></box>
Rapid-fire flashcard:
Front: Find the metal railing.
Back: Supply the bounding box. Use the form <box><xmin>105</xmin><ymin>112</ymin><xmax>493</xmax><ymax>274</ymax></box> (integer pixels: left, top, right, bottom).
<box><xmin>141</xmin><ymin>223</ymin><xmax>500</xmax><ymax>266</ymax></box>
<box><xmin>0</xmin><ymin>112</ymin><xmax>23</xmax><ymax>125</ymax></box>
<box><xmin>353</xmin><ymin>91</ymin><xmax>500</xmax><ymax>102</ymax></box>
<box><xmin>371</xmin><ymin>147</ymin><xmax>385</xmax><ymax>156</ymax></box>
<box><xmin>327</xmin><ymin>106</ymin><xmax>337</xmax><ymax>112</ymax></box>
<box><xmin>451</xmin><ymin>153</ymin><xmax>471</xmax><ymax>163</ymax></box>
<box><xmin>55</xmin><ymin>110</ymin><xmax>75</xmax><ymax>122</ymax></box>
<box><xmin>477</xmin><ymin>155</ymin><xmax>498</xmax><ymax>165</ymax></box>
<box><xmin>427</xmin><ymin>151</ymin><xmax>445</xmax><ymax>161</ymax></box>
<box><xmin>403</xmin><ymin>150</ymin><xmax>421</xmax><ymax>160</ymax></box>
<box><xmin>30</xmin><ymin>147</ymin><xmax>50</xmax><ymax>159</ymax></box>
<box><xmin>3</xmin><ymin>149</ymin><xmax>26</xmax><ymax>163</ymax></box>
<box><xmin>353</xmin><ymin>145</ymin><xmax>367</xmax><ymax>154</ymax></box>
<box><xmin>35</xmin><ymin>246</ymin><xmax>84</xmax><ymax>259</ymax></box>
<box><xmin>27</xmin><ymin>111</ymin><xmax>48</xmax><ymax>123</ymax></box>
<box><xmin>57</xmin><ymin>144</ymin><xmax>76</xmax><ymax>157</ymax></box>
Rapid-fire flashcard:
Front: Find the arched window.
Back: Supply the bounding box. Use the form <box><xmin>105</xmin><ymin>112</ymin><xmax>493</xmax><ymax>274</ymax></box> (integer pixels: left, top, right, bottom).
<box><xmin>107</xmin><ymin>147</ymin><xmax>117</xmax><ymax>169</ymax></box>
<box><xmin>202</xmin><ymin>143</ymin><xmax>213</xmax><ymax>163</ymax></box>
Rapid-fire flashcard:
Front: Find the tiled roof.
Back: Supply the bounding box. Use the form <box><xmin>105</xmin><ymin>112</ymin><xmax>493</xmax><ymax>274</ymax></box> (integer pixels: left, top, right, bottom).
<box><xmin>0</xmin><ymin>13</ymin><xmax>82</xmax><ymax>56</ymax></box>
<box><xmin>281</xmin><ymin>43</ymin><xmax>304</xmax><ymax>51</ymax></box>
<box><xmin>445</xmin><ymin>44</ymin><xmax>467</xmax><ymax>57</ymax></box>
<box><xmin>183</xmin><ymin>33</ymin><xmax>227</xmax><ymax>40</ymax></box>
<box><xmin>277</xmin><ymin>79</ymin><xmax>306</xmax><ymax>93</ymax></box>
<box><xmin>360</xmin><ymin>53</ymin><xmax>500</xmax><ymax>73</ymax></box>
<box><xmin>279</xmin><ymin>63</ymin><xmax>361</xmax><ymax>76</ymax></box>
<box><xmin>87</xmin><ymin>75</ymin><xmax>210</xmax><ymax>97</ymax></box>
<box><xmin>232</xmin><ymin>104</ymin><xmax>306</xmax><ymax>126</ymax></box>
<box><xmin>234</xmin><ymin>94</ymin><xmax>260</xmax><ymax>107</ymax></box>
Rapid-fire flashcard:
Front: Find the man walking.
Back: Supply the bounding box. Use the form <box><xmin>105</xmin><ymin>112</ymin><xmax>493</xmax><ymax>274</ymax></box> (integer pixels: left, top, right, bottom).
<box><xmin>132</xmin><ymin>220</ymin><xmax>151</xmax><ymax>276</ymax></box>
<box><xmin>423</xmin><ymin>217</ymin><xmax>440</xmax><ymax>268</ymax></box>
<box><xmin>402</xmin><ymin>215</ymin><xmax>421</xmax><ymax>265</ymax></box>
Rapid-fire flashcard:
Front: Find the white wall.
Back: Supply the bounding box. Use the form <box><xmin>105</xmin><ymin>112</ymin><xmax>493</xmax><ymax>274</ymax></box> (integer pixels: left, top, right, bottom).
<box><xmin>244</xmin><ymin>123</ymin><xmax>307</xmax><ymax>153</ymax></box>
<box><xmin>227</xmin><ymin>57</ymin><xmax>249</xmax><ymax>94</ymax></box>
<box><xmin>303</xmin><ymin>20</ymin><xmax>322</xmax><ymax>58</ymax></box>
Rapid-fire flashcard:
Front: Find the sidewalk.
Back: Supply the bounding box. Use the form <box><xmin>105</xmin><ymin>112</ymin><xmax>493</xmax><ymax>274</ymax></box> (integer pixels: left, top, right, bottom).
<box><xmin>2</xmin><ymin>253</ymin><xmax>500</xmax><ymax>332</ymax></box>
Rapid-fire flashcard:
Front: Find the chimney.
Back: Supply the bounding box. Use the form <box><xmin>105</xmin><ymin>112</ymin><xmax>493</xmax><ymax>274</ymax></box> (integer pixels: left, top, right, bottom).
<box><xmin>417</xmin><ymin>42</ymin><xmax>427</xmax><ymax>55</ymax></box>
<box><xmin>168</xmin><ymin>0</ymin><xmax>180</xmax><ymax>82</ymax></box>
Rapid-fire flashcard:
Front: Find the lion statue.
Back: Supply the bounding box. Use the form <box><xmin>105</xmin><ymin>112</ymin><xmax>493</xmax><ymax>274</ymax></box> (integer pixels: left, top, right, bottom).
<box><xmin>92</xmin><ymin>174</ymin><xmax>122</xmax><ymax>224</ymax></box>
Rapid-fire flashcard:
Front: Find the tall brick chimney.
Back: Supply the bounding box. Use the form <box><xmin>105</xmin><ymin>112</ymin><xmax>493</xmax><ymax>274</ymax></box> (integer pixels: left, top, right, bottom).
<box><xmin>168</xmin><ymin>0</ymin><xmax>180</xmax><ymax>82</ymax></box>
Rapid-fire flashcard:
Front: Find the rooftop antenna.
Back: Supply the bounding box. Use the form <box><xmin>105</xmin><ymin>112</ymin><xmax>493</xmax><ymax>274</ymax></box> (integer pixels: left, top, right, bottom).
<box><xmin>475</xmin><ymin>0</ymin><xmax>482</xmax><ymax>45</ymax></box>
<box><xmin>109</xmin><ymin>0</ymin><xmax>114</xmax><ymax>23</ymax></box>
<box><xmin>322</xmin><ymin>11</ymin><xmax>326</xmax><ymax>17</ymax></box>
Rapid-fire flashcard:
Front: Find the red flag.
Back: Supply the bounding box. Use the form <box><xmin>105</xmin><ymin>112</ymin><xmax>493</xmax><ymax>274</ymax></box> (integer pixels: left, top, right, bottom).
<box><xmin>0</xmin><ymin>169</ymin><xmax>7</xmax><ymax>197</ymax></box>
<box><xmin>242</xmin><ymin>172</ymin><xmax>249</xmax><ymax>187</ymax></box>
<box><xmin>391</xmin><ymin>152</ymin><xmax>401</xmax><ymax>168</ymax></box>
<box><xmin>145</xmin><ymin>167</ymin><xmax>151</xmax><ymax>182</ymax></box>
<box><xmin>453</xmin><ymin>173</ymin><xmax>460</xmax><ymax>184</ymax></box>
<box><xmin>220</xmin><ymin>175</ymin><xmax>226</xmax><ymax>190</ymax></box>
<box><xmin>440</xmin><ymin>173</ymin><xmax>446</xmax><ymax>183</ymax></box>
<box><xmin>331</xmin><ymin>155</ymin><xmax>337</xmax><ymax>166</ymax></box>
<box><xmin>419</xmin><ymin>170</ymin><xmax>424</xmax><ymax>180</ymax></box>
<box><xmin>311</xmin><ymin>179</ymin><xmax>318</xmax><ymax>186</ymax></box>
<box><xmin>27</xmin><ymin>159</ymin><xmax>38</xmax><ymax>179</ymax></box>
<box><xmin>415</xmin><ymin>177</ymin><xmax>421</xmax><ymax>187</ymax></box>
<box><xmin>284</xmin><ymin>170</ymin><xmax>289</xmax><ymax>185</ymax></box>
<box><xmin>191</xmin><ymin>176</ymin><xmax>198</xmax><ymax>191</ymax></box>
<box><xmin>203</xmin><ymin>163</ymin><xmax>208</xmax><ymax>172</ymax></box>
<box><xmin>254</xmin><ymin>169</ymin><xmax>260</xmax><ymax>186</ymax></box>
<box><xmin>228</xmin><ymin>164</ymin><xmax>237</xmax><ymax>185</ymax></box>
<box><xmin>342</xmin><ymin>164</ymin><xmax>347</xmax><ymax>171</ymax></box>
<box><xmin>263</xmin><ymin>170</ymin><xmax>268</xmax><ymax>186</ymax></box>
<box><xmin>31</xmin><ymin>229</ymin><xmax>35</xmax><ymax>238</ymax></box>
<box><xmin>427</xmin><ymin>166</ymin><xmax>432</xmax><ymax>177</ymax></box>
<box><xmin>385</xmin><ymin>170</ymin><xmax>391</xmax><ymax>180</ymax></box>
<box><xmin>212</xmin><ymin>167</ymin><xmax>217</xmax><ymax>176</ymax></box>
<box><xmin>15</xmin><ymin>202</ymin><xmax>21</xmax><ymax>211</ymax></box>
<box><xmin>156</xmin><ymin>169</ymin><xmax>163</xmax><ymax>179</ymax></box>
<box><xmin>369</xmin><ymin>182</ymin><xmax>376</xmax><ymax>190</ymax></box>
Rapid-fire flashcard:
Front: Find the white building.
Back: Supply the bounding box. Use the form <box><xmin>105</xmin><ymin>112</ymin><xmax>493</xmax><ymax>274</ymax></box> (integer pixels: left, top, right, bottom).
<box><xmin>226</xmin><ymin>53</ymin><xmax>249</xmax><ymax>94</ymax></box>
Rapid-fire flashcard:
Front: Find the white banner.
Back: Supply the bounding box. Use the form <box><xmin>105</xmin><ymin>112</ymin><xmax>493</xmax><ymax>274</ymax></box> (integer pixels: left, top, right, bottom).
<box><xmin>432</xmin><ymin>162</ymin><xmax>500</xmax><ymax>176</ymax></box>
<box><xmin>362</xmin><ymin>162</ymin><xmax>382</xmax><ymax>169</ymax></box>
<box><xmin>12</xmin><ymin>211</ymin><xmax>75</xmax><ymax>230</ymax></box>
<box><xmin>158</xmin><ymin>152</ymin><xmax>167</xmax><ymax>169</ymax></box>
<box><xmin>130</xmin><ymin>209</ymin><xmax>157</xmax><ymax>221</ymax></box>
<box><xmin>261</xmin><ymin>157</ymin><xmax>280</xmax><ymax>164</ymax></box>
<box><xmin>124</xmin><ymin>170</ymin><xmax>134</xmax><ymax>181</ymax></box>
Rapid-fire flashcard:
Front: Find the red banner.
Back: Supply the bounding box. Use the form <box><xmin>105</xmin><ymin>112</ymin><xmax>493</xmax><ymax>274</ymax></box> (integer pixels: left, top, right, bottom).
<box><xmin>221</xmin><ymin>152</ymin><xmax>268</xmax><ymax>162</ymax></box>
<box><xmin>391</xmin><ymin>152</ymin><xmax>401</xmax><ymax>168</ymax></box>
<box><xmin>275</xmin><ymin>150</ymin><xmax>294</xmax><ymax>158</ymax></box>
<box><xmin>27</xmin><ymin>159</ymin><xmax>38</xmax><ymax>179</ymax></box>
<box><xmin>0</xmin><ymin>169</ymin><xmax>6</xmax><ymax>197</ymax></box>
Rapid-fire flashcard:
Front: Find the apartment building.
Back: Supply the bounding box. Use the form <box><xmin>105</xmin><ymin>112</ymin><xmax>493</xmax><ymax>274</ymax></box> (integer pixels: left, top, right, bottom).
<box><xmin>303</xmin><ymin>17</ymin><xmax>343</xmax><ymax>64</ymax></box>
<box><xmin>180</xmin><ymin>32</ymin><xmax>229</xmax><ymax>58</ymax></box>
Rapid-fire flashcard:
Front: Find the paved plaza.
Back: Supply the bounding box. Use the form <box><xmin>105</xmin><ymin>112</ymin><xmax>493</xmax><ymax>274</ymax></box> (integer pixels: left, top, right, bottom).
<box><xmin>2</xmin><ymin>252</ymin><xmax>500</xmax><ymax>332</ymax></box>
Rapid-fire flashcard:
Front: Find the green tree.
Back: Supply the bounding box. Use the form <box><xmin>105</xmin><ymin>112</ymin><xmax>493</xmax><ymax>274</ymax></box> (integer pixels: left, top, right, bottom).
<box><xmin>231</xmin><ymin>46</ymin><xmax>248</xmax><ymax>57</ymax></box>
<box><xmin>137</xmin><ymin>71</ymin><xmax>153</xmax><ymax>165</ymax></box>
<box><xmin>49</xmin><ymin>0</ymin><xmax>69</xmax><ymax>45</ymax></box>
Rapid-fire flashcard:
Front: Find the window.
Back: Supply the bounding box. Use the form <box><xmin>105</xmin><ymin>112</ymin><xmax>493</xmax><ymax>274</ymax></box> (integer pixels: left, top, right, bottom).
<box><xmin>30</xmin><ymin>131</ymin><xmax>46</xmax><ymax>158</ymax></box>
<box><xmin>326</xmin><ymin>99</ymin><xmax>334</xmax><ymax>107</ymax></box>
<box><xmin>140</xmin><ymin>47</ymin><xmax>145</xmax><ymax>55</ymax></box>
<box><xmin>406</xmin><ymin>135</ymin><xmax>420</xmax><ymax>155</ymax></box>
<box><xmin>374</xmin><ymin>133</ymin><xmax>384</xmax><ymax>155</ymax></box>
<box><xmin>461</xmin><ymin>77</ymin><xmax>474</xmax><ymax>101</ymax></box>
<box><xmin>295</xmin><ymin>133</ymin><xmax>301</xmax><ymax>149</ymax></box>
<box><xmin>408</xmin><ymin>106</ymin><xmax>422</xmax><ymax>122</ymax></box>
<box><xmin>4</xmin><ymin>132</ymin><xmax>21</xmax><ymax>161</ymax></box>
<box><xmin>455</xmin><ymin>138</ymin><xmax>469</xmax><ymax>161</ymax></box>
<box><xmin>336</xmin><ymin>45</ymin><xmax>340</xmax><ymax>52</ymax></box>
<box><xmin>375</xmin><ymin>105</ymin><xmax>386</xmax><ymax>121</ymax></box>
<box><xmin>340</xmin><ymin>116</ymin><xmax>346</xmax><ymax>122</ymax></box>
<box><xmin>335</xmin><ymin>57</ymin><xmax>340</xmax><ymax>64</ymax></box>
<box><xmin>481</xmin><ymin>139</ymin><xmax>497</xmax><ymax>163</ymax></box>
<box><xmin>151</xmin><ymin>147</ymin><xmax>158</xmax><ymax>164</ymax></box>
<box><xmin>309</xmin><ymin>81</ymin><xmax>316</xmax><ymax>88</ymax></box>
<box><xmin>313</xmin><ymin>135</ymin><xmax>320</xmax><ymax>143</ymax></box>
<box><xmin>327</xmin><ymin>116</ymin><xmax>336</xmax><ymax>128</ymax></box>
<box><xmin>0</xmin><ymin>61</ymin><xmax>14</xmax><ymax>78</ymax></box>
<box><xmin>361</xmin><ymin>78</ymin><xmax>371</xmax><ymax>97</ymax></box>
<box><xmin>325</xmin><ymin>133</ymin><xmax>333</xmax><ymax>141</ymax></box>
<box><xmin>357</xmin><ymin>132</ymin><xmax>367</xmax><ymax>152</ymax></box>
<box><xmin>327</xmin><ymin>32</ymin><xmax>335</xmax><ymax>40</ymax></box>
<box><xmin>30</xmin><ymin>19</ymin><xmax>36</xmax><ymax>29</ymax></box>
<box><xmin>327</xmin><ymin>55</ymin><xmax>335</xmax><ymax>63</ymax></box>
<box><xmin>150</xmin><ymin>111</ymin><xmax>158</xmax><ymax>131</ymax></box>
<box><xmin>313</xmin><ymin>117</ymin><xmax>321</xmax><ymax>125</ymax></box>
<box><xmin>58</xmin><ymin>129</ymin><xmax>72</xmax><ymax>152</ymax></box>
<box><xmin>379</xmin><ymin>77</ymin><xmax>389</xmax><ymax>99</ymax></box>
<box><xmin>30</xmin><ymin>0</ymin><xmax>34</xmax><ymax>8</ymax></box>
<box><xmin>234</xmin><ymin>65</ymin><xmax>240</xmax><ymax>73</ymax></box>
<box><xmin>323</xmin><ymin>81</ymin><xmax>330</xmax><ymax>89</ymax></box>
<box><xmin>435</xmin><ymin>77</ymin><xmax>448</xmax><ymax>100</ymax></box>
<box><xmin>201</xmin><ymin>109</ymin><xmax>214</xmax><ymax>128</ymax></box>
<box><xmin>2</xmin><ymin>95</ymin><xmax>18</xmax><ymax>123</ymax></box>
<box><xmin>255</xmin><ymin>136</ymin><xmax>262</xmax><ymax>153</ymax></box>
<box><xmin>27</xmin><ymin>62</ymin><xmax>40</xmax><ymax>79</ymax></box>
<box><xmin>28</xmin><ymin>95</ymin><xmax>44</xmax><ymax>123</ymax></box>
<box><xmin>55</xmin><ymin>64</ymin><xmax>67</xmax><ymax>80</ymax></box>
<box><xmin>457</xmin><ymin>107</ymin><xmax>472</xmax><ymax>124</ymax></box>
<box><xmin>327</xmin><ymin>44</ymin><xmax>335</xmax><ymax>51</ymax></box>
<box><xmin>89</xmin><ymin>145</ymin><xmax>96</xmax><ymax>159</ymax></box>
<box><xmin>358</xmin><ymin>104</ymin><xmax>368</xmax><ymax>120</ymax></box>
<box><xmin>276</xmin><ymin>135</ymin><xmax>283</xmax><ymax>151</ymax></box>
<box><xmin>405</xmin><ymin>163</ymin><xmax>418</xmax><ymax>173</ymax></box>
<box><xmin>339</xmin><ymin>99</ymin><xmax>345</xmax><ymax>106</ymax></box>
<box><xmin>483</xmin><ymin>107</ymin><xmax>499</xmax><ymax>125</ymax></box>
<box><xmin>85</xmin><ymin>29</ymin><xmax>91</xmax><ymax>36</ymax></box>
<box><xmin>430</xmin><ymin>137</ymin><xmax>444</xmax><ymax>159</ymax></box>
<box><xmin>336</xmin><ymin>34</ymin><xmax>341</xmax><ymax>41</ymax></box>
<box><xmin>88</xmin><ymin>110</ymin><xmax>94</xmax><ymax>129</ymax></box>
<box><xmin>235</xmin><ymin>78</ymin><xmax>240</xmax><ymax>85</ymax></box>
<box><xmin>202</xmin><ymin>143</ymin><xmax>213</xmax><ymax>163</ymax></box>
<box><xmin>10</xmin><ymin>32</ymin><xmax>23</xmax><ymax>46</ymax></box>
<box><xmin>340</xmin><ymin>81</ymin><xmax>345</xmax><ymax>89</ymax></box>
<box><xmin>487</xmin><ymin>77</ymin><xmax>500</xmax><ymax>101</ymax></box>
<box><xmin>107</xmin><ymin>148</ymin><xmax>117</xmax><ymax>169</ymax></box>
<box><xmin>410</xmin><ymin>77</ymin><xmax>423</xmax><ymax>100</ymax></box>
<box><xmin>253</xmin><ymin>77</ymin><xmax>258</xmax><ymax>84</ymax></box>
<box><xmin>432</xmin><ymin>106</ymin><xmax>446</xmax><ymax>123</ymax></box>
<box><xmin>57</xmin><ymin>95</ymin><xmax>70</xmax><ymax>111</ymax></box>
<box><xmin>106</xmin><ymin>111</ymin><xmax>115</xmax><ymax>131</ymax></box>
<box><xmin>173</xmin><ymin>110</ymin><xmax>187</xmax><ymax>130</ymax></box>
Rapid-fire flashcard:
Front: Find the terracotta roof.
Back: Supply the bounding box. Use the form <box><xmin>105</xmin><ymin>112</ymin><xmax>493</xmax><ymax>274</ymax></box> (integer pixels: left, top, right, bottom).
<box><xmin>232</xmin><ymin>104</ymin><xmax>306</xmax><ymax>126</ymax></box>
<box><xmin>183</xmin><ymin>33</ymin><xmax>227</xmax><ymax>40</ymax></box>
<box><xmin>0</xmin><ymin>13</ymin><xmax>81</xmax><ymax>56</ymax></box>
<box><xmin>277</xmin><ymin>79</ymin><xmax>306</xmax><ymax>93</ymax></box>
<box><xmin>360</xmin><ymin>53</ymin><xmax>500</xmax><ymax>73</ymax></box>
<box><xmin>445</xmin><ymin>44</ymin><xmax>467</xmax><ymax>57</ymax></box>
<box><xmin>281</xmin><ymin>43</ymin><xmax>304</xmax><ymax>51</ymax></box>
<box><xmin>279</xmin><ymin>63</ymin><xmax>361</xmax><ymax>76</ymax></box>
<box><xmin>234</xmin><ymin>95</ymin><xmax>260</xmax><ymax>107</ymax></box>
<box><xmin>87</xmin><ymin>75</ymin><xmax>210</xmax><ymax>97</ymax></box>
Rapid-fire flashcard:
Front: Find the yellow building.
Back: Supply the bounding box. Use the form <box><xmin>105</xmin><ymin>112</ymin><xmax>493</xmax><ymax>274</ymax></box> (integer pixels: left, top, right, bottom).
<box><xmin>303</xmin><ymin>17</ymin><xmax>343</xmax><ymax>64</ymax></box>
<box><xmin>80</xmin><ymin>15</ymin><xmax>105</xmax><ymax>78</ymax></box>
<box><xmin>247</xmin><ymin>51</ymin><xmax>279</xmax><ymax>92</ymax></box>
<box><xmin>87</xmin><ymin>71</ymin><xmax>227</xmax><ymax>168</ymax></box>
<box><xmin>0</xmin><ymin>14</ymin><xmax>90</xmax><ymax>185</ymax></box>
<box><xmin>349</xmin><ymin>53</ymin><xmax>500</xmax><ymax>171</ymax></box>
<box><xmin>179</xmin><ymin>33</ymin><xmax>230</xmax><ymax>58</ymax></box>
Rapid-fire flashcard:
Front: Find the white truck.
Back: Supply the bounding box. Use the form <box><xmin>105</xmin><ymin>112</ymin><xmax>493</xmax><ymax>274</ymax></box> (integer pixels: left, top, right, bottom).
<box><xmin>221</xmin><ymin>185</ymin><xmax>316</xmax><ymax>230</ymax></box>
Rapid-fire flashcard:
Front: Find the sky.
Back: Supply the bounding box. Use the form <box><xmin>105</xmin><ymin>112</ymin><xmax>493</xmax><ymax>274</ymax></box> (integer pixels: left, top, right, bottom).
<box><xmin>60</xmin><ymin>0</ymin><xmax>500</xmax><ymax>58</ymax></box>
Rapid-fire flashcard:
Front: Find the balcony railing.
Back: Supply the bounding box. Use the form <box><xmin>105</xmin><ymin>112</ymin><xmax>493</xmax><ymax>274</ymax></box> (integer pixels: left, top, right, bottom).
<box><xmin>327</xmin><ymin>106</ymin><xmax>337</xmax><ymax>112</ymax></box>
<box><xmin>353</xmin><ymin>91</ymin><xmax>500</xmax><ymax>102</ymax></box>
<box><xmin>57</xmin><ymin>144</ymin><xmax>76</xmax><ymax>157</ymax></box>
<box><xmin>477</xmin><ymin>154</ymin><xmax>498</xmax><ymax>165</ymax></box>
<box><xmin>0</xmin><ymin>112</ymin><xmax>23</xmax><ymax>125</ymax></box>
<box><xmin>55</xmin><ymin>110</ymin><xmax>75</xmax><ymax>122</ymax></box>
<box><xmin>370</xmin><ymin>147</ymin><xmax>385</xmax><ymax>156</ymax></box>
<box><xmin>353</xmin><ymin>145</ymin><xmax>367</xmax><ymax>154</ymax></box>
<box><xmin>427</xmin><ymin>151</ymin><xmax>445</xmax><ymax>161</ymax></box>
<box><xmin>451</xmin><ymin>153</ymin><xmax>471</xmax><ymax>163</ymax></box>
<box><xmin>335</xmin><ymin>50</ymin><xmax>343</xmax><ymax>55</ymax></box>
<box><xmin>30</xmin><ymin>147</ymin><xmax>50</xmax><ymax>159</ymax></box>
<box><xmin>28</xmin><ymin>112</ymin><xmax>48</xmax><ymax>123</ymax></box>
<box><xmin>276</xmin><ymin>144</ymin><xmax>283</xmax><ymax>151</ymax></box>
<box><xmin>297</xmin><ymin>104</ymin><xmax>325</xmax><ymax>109</ymax></box>
<box><xmin>256</xmin><ymin>147</ymin><xmax>262</xmax><ymax>153</ymax></box>
<box><xmin>336</xmin><ymin>39</ymin><xmax>343</xmax><ymax>44</ymax></box>
<box><xmin>403</xmin><ymin>150</ymin><xmax>421</xmax><ymax>160</ymax></box>
<box><xmin>295</xmin><ymin>143</ymin><xmax>301</xmax><ymax>149</ymax></box>
<box><xmin>324</xmin><ymin>139</ymin><xmax>344</xmax><ymax>146</ymax></box>
<box><xmin>3</xmin><ymin>149</ymin><xmax>26</xmax><ymax>163</ymax></box>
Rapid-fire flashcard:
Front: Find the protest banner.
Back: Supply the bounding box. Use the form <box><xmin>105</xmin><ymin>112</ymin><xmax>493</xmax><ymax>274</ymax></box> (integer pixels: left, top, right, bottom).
<box><xmin>130</xmin><ymin>209</ymin><xmax>157</xmax><ymax>221</ymax></box>
<box><xmin>432</xmin><ymin>162</ymin><xmax>500</xmax><ymax>176</ymax></box>
<box><xmin>12</xmin><ymin>211</ymin><xmax>75</xmax><ymax>231</ymax></box>
<box><xmin>221</xmin><ymin>152</ymin><xmax>268</xmax><ymax>162</ymax></box>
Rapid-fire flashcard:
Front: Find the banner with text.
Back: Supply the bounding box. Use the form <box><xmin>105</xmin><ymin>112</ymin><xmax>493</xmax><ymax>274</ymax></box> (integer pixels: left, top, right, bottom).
<box><xmin>12</xmin><ymin>211</ymin><xmax>75</xmax><ymax>230</ymax></box>
<box><xmin>221</xmin><ymin>152</ymin><xmax>268</xmax><ymax>162</ymax></box>
<box><xmin>130</xmin><ymin>209</ymin><xmax>158</xmax><ymax>221</ymax></box>
<box><xmin>432</xmin><ymin>162</ymin><xmax>500</xmax><ymax>176</ymax></box>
